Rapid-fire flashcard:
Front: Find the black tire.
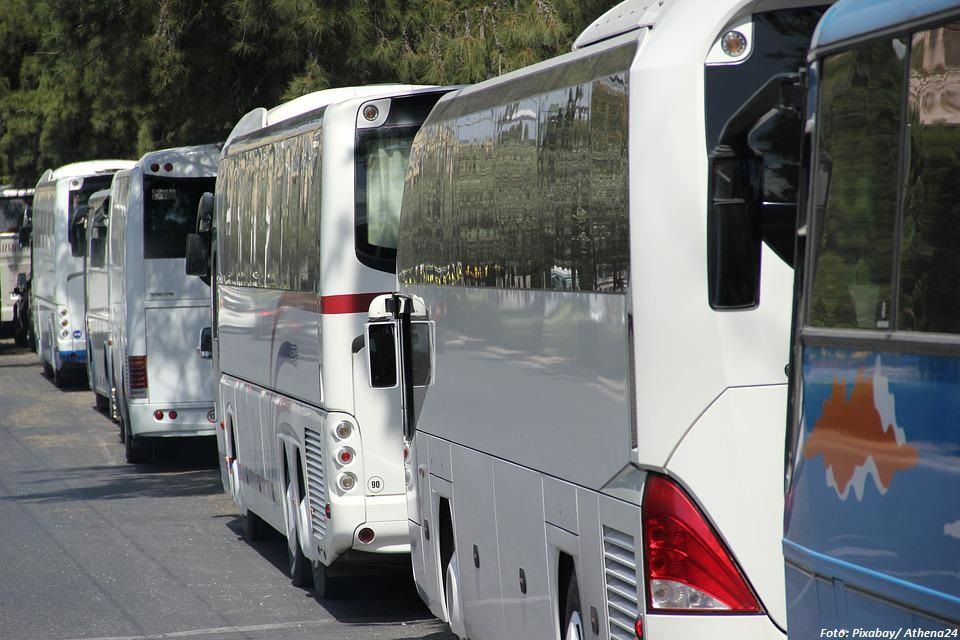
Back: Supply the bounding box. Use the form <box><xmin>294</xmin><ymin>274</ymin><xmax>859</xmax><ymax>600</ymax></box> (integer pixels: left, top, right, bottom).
<box><xmin>123</xmin><ymin>412</ymin><xmax>149</xmax><ymax>464</ymax></box>
<box><xmin>42</xmin><ymin>358</ymin><xmax>53</xmax><ymax>378</ymax></box>
<box><xmin>94</xmin><ymin>393</ymin><xmax>109</xmax><ymax>412</ymax></box>
<box><xmin>284</xmin><ymin>476</ymin><xmax>311</xmax><ymax>587</ymax></box>
<box><xmin>243</xmin><ymin>509</ymin><xmax>267</xmax><ymax>542</ymax></box>
<box><xmin>287</xmin><ymin>519</ymin><xmax>311</xmax><ymax>588</ymax></box>
<box><xmin>311</xmin><ymin>560</ymin><xmax>339</xmax><ymax>600</ymax></box>
<box><xmin>561</xmin><ymin>571</ymin><xmax>584</xmax><ymax>640</ymax></box>
<box><xmin>52</xmin><ymin>364</ymin><xmax>65</xmax><ymax>389</ymax></box>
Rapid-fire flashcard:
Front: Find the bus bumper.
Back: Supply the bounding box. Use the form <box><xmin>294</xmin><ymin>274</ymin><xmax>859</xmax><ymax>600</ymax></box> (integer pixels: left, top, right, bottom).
<box><xmin>128</xmin><ymin>403</ymin><xmax>217</xmax><ymax>438</ymax></box>
<box><xmin>57</xmin><ymin>349</ymin><xmax>87</xmax><ymax>366</ymax></box>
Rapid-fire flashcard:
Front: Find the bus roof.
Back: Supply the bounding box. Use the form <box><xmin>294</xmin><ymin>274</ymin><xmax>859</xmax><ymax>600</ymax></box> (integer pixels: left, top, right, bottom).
<box><xmin>36</xmin><ymin>160</ymin><xmax>136</xmax><ymax>187</ymax></box>
<box><xmin>224</xmin><ymin>84</ymin><xmax>438</xmax><ymax>150</ymax></box>
<box><xmin>810</xmin><ymin>0</ymin><xmax>960</xmax><ymax>55</ymax></box>
<box><xmin>573</xmin><ymin>0</ymin><xmax>667</xmax><ymax>50</ymax></box>
<box><xmin>136</xmin><ymin>143</ymin><xmax>221</xmax><ymax>178</ymax></box>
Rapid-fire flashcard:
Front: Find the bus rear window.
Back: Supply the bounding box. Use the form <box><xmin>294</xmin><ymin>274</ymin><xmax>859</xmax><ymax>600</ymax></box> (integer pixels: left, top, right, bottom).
<box><xmin>0</xmin><ymin>196</ymin><xmax>30</xmax><ymax>233</ymax></box>
<box><xmin>143</xmin><ymin>176</ymin><xmax>215</xmax><ymax>260</ymax></box>
<box><xmin>355</xmin><ymin>126</ymin><xmax>416</xmax><ymax>273</ymax></box>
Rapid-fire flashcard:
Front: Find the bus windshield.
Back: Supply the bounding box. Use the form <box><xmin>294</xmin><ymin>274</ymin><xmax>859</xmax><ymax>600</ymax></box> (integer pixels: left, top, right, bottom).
<box><xmin>143</xmin><ymin>176</ymin><xmax>216</xmax><ymax>260</ymax></box>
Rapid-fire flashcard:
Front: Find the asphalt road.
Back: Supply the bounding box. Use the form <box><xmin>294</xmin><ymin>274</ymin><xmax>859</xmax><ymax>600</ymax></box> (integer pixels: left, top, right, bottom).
<box><xmin>0</xmin><ymin>338</ymin><xmax>454</xmax><ymax>640</ymax></box>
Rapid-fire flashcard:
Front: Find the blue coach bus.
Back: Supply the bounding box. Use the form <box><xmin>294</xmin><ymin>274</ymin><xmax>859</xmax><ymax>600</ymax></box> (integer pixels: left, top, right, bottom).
<box><xmin>784</xmin><ymin>0</ymin><xmax>960</xmax><ymax>634</ymax></box>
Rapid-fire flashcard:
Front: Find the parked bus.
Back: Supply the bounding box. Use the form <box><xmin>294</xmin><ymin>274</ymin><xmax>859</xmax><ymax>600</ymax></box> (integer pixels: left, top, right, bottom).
<box><xmin>784</xmin><ymin>0</ymin><xmax>960</xmax><ymax>633</ymax></box>
<box><xmin>106</xmin><ymin>145</ymin><xmax>219</xmax><ymax>463</ymax></box>
<box><xmin>364</xmin><ymin>0</ymin><xmax>832</xmax><ymax>638</ymax></box>
<box><xmin>0</xmin><ymin>187</ymin><xmax>34</xmax><ymax>345</ymax></box>
<box><xmin>32</xmin><ymin>161</ymin><xmax>134</xmax><ymax>386</ymax></box>
<box><xmin>80</xmin><ymin>188</ymin><xmax>112</xmax><ymax>412</ymax></box>
<box><xmin>189</xmin><ymin>85</ymin><xmax>452</xmax><ymax>595</ymax></box>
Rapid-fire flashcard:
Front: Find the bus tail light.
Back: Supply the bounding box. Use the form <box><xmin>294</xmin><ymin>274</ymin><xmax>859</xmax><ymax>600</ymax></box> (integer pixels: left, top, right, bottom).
<box><xmin>129</xmin><ymin>356</ymin><xmax>148</xmax><ymax>399</ymax></box>
<box><xmin>642</xmin><ymin>474</ymin><xmax>762</xmax><ymax>614</ymax></box>
<box><xmin>337</xmin><ymin>447</ymin><xmax>354</xmax><ymax>465</ymax></box>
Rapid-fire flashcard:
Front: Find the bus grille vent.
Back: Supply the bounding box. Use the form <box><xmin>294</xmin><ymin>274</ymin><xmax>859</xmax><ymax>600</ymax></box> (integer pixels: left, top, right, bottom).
<box><xmin>602</xmin><ymin>525</ymin><xmax>639</xmax><ymax>640</ymax></box>
<box><xmin>304</xmin><ymin>428</ymin><xmax>326</xmax><ymax>538</ymax></box>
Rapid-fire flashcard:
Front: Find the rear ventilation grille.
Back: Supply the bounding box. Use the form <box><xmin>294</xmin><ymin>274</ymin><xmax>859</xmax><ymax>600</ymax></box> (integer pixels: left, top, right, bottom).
<box><xmin>603</xmin><ymin>526</ymin><xmax>640</xmax><ymax>640</ymax></box>
<box><xmin>304</xmin><ymin>428</ymin><xmax>326</xmax><ymax>538</ymax></box>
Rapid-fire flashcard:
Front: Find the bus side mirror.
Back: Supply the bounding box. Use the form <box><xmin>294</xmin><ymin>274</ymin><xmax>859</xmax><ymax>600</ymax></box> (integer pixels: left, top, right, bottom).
<box><xmin>197</xmin><ymin>327</ymin><xmax>213</xmax><ymax>359</ymax></box>
<box><xmin>196</xmin><ymin>192</ymin><xmax>214</xmax><ymax>233</ymax></box>
<box><xmin>365</xmin><ymin>321</ymin><xmax>399</xmax><ymax>389</ymax></box>
<box><xmin>69</xmin><ymin>215</ymin><xmax>86</xmax><ymax>258</ymax></box>
<box><xmin>185</xmin><ymin>233</ymin><xmax>210</xmax><ymax>279</ymax></box>
<box><xmin>18</xmin><ymin>207</ymin><xmax>31</xmax><ymax>247</ymax></box>
<box><xmin>707</xmin><ymin>154</ymin><xmax>763</xmax><ymax>309</ymax></box>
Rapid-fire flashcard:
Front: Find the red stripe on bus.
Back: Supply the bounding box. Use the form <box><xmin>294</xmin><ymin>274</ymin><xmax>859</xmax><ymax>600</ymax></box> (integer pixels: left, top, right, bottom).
<box><xmin>320</xmin><ymin>292</ymin><xmax>387</xmax><ymax>315</ymax></box>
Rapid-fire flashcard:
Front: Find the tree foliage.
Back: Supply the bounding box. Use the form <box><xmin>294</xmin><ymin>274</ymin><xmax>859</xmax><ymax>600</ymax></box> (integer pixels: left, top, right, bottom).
<box><xmin>0</xmin><ymin>0</ymin><xmax>618</xmax><ymax>185</ymax></box>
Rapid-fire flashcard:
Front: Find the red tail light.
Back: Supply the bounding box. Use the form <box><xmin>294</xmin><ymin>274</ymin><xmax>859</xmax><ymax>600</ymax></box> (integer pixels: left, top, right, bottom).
<box><xmin>129</xmin><ymin>356</ymin><xmax>148</xmax><ymax>397</ymax></box>
<box><xmin>642</xmin><ymin>474</ymin><xmax>762</xmax><ymax>613</ymax></box>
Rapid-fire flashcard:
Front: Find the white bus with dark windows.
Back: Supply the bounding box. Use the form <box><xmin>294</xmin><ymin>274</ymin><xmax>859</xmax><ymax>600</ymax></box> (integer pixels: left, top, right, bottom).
<box><xmin>0</xmin><ymin>186</ymin><xmax>33</xmax><ymax>346</ymax></box>
<box><xmin>185</xmin><ymin>85</ymin><xmax>452</xmax><ymax>596</ymax></box>
<box><xmin>364</xmin><ymin>0</ymin><xmax>832</xmax><ymax>638</ymax></box>
<box><xmin>107</xmin><ymin>145</ymin><xmax>220</xmax><ymax>463</ymax></box>
<box><xmin>31</xmin><ymin>161</ymin><xmax>135</xmax><ymax>386</ymax></box>
<box><xmin>79</xmin><ymin>188</ymin><xmax>112</xmax><ymax>412</ymax></box>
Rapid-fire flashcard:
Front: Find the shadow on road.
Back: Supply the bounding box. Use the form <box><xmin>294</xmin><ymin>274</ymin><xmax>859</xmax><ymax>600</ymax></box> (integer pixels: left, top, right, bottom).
<box><xmin>4</xmin><ymin>456</ymin><xmax>222</xmax><ymax>504</ymax></box>
<box><xmin>221</xmin><ymin>515</ymin><xmax>441</xmax><ymax>627</ymax></box>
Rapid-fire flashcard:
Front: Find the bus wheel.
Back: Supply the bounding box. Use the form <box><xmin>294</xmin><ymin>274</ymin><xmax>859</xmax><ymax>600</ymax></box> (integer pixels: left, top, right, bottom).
<box><xmin>311</xmin><ymin>560</ymin><xmax>339</xmax><ymax>600</ymax></box>
<box><xmin>444</xmin><ymin>549</ymin><xmax>466</xmax><ymax>638</ymax></box>
<box><xmin>95</xmin><ymin>393</ymin><xmax>109</xmax><ymax>412</ymax></box>
<box><xmin>562</xmin><ymin>572</ymin><xmax>584</xmax><ymax>640</ymax></box>
<box><xmin>242</xmin><ymin>509</ymin><xmax>267</xmax><ymax>542</ymax></box>
<box><xmin>123</xmin><ymin>413</ymin><xmax>148</xmax><ymax>464</ymax></box>
<box><xmin>51</xmin><ymin>364</ymin><xmax>65</xmax><ymax>389</ymax></box>
<box><xmin>285</xmin><ymin>480</ymin><xmax>311</xmax><ymax>588</ymax></box>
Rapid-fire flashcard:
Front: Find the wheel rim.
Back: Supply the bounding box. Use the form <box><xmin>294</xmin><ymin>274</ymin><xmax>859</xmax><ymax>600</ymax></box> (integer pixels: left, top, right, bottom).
<box><xmin>565</xmin><ymin>610</ymin><xmax>584</xmax><ymax>640</ymax></box>
<box><xmin>285</xmin><ymin>483</ymin><xmax>298</xmax><ymax>561</ymax></box>
<box><xmin>445</xmin><ymin>553</ymin><xmax>465</xmax><ymax>636</ymax></box>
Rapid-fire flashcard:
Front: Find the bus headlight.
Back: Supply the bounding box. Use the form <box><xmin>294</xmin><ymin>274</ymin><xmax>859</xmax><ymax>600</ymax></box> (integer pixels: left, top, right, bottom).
<box><xmin>337</xmin><ymin>472</ymin><xmax>357</xmax><ymax>492</ymax></box>
<box><xmin>58</xmin><ymin>307</ymin><xmax>68</xmax><ymax>317</ymax></box>
<box><xmin>60</xmin><ymin>318</ymin><xmax>69</xmax><ymax>328</ymax></box>
<box><xmin>60</xmin><ymin>329</ymin><xmax>70</xmax><ymax>339</ymax></box>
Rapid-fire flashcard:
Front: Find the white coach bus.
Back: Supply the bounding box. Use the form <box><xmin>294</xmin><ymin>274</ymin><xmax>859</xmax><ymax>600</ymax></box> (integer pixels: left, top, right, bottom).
<box><xmin>80</xmin><ymin>188</ymin><xmax>112</xmax><ymax>411</ymax></box>
<box><xmin>0</xmin><ymin>187</ymin><xmax>33</xmax><ymax>344</ymax></box>
<box><xmin>367</xmin><ymin>0</ymin><xmax>831</xmax><ymax>638</ymax></box>
<box><xmin>32</xmin><ymin>161</ymin><xmax>134</xmax><ymax>386</ymax></box>
<box><xmin>108</xmin><ymin>145</ymin><xmax>219</xmax><ymax>463</ymax></box>
<box><xmin>190</xmin><ymin>85</ymin><xmax>452</xmax><ymax>595</ymax></box>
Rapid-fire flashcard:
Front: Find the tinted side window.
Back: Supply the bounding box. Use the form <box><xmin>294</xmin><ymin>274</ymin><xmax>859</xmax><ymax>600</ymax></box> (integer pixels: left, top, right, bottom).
<box><xmin>398</xmin><ymin>43</ymin><xmax>633</xmax><ymax>293</ymax></box>
<box><xmin>219</xmin><ymin>127</ymin><xmax>321</xmax><ymax>292</ymax></box>
<box><xmin>808</xmin><ymin>41</ymin><xmax>904</xmax><ymax>329</ymax></box>
<box><xmin>898</xmin><ymin>24</ymin><xmax>960</xmax><ymax>334</ymax></box>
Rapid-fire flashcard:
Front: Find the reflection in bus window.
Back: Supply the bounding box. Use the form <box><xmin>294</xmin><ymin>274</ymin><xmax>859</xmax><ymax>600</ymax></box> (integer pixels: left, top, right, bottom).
<box><xmin>808</xmin><ymin>40</ymin><xmax>904</xmax><ymax>329</ymax></box>
<box><xmin>899</xmin><ymin>24</ymin><xmax>960</xmax><ymax>334</ymax></box>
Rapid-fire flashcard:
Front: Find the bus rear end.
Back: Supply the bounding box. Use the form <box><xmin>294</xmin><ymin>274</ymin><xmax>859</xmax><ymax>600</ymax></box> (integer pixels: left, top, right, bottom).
<box><xmin>0</xmin><ymin>188</ymin><xmax>32</xmax><ymax>336</ymax></box>
<box><xmin>124</xmin><ymin>146</ymin><xmax>219</xmax><ymax>446</ymax></box>
<box><xmin>785</xmin><ymin>1</ymin><xmax>960</xmax><ymax>632</ymax></box>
